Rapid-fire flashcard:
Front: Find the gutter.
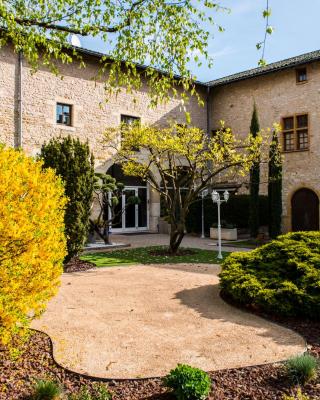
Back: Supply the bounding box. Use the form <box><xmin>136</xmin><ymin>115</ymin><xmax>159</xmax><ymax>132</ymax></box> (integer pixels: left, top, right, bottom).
<box><xmin>16</xmin><ymin>50</ymin><xmax>23</xmax><ymax>148</ymax></box>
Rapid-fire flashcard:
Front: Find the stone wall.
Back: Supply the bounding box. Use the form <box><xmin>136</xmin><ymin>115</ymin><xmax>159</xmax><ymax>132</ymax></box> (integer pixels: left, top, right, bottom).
<box><xmin>0</xmin><ymin>45</ymin><xmax>207</xmax><ymax>231</ymax></box>
<box><xmin>211</xmin><ymin>63</ymin><xmax>320</xmax><ymax>232</ymax></box>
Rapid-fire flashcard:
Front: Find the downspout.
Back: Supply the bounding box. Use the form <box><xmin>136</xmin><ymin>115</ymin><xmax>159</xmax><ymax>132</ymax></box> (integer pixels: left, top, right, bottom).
<box><xmin>206</xmin><ymin>85</ymin><xmax>211</xmax><ymax>137</ymax></box>
<box><xmin>16</xmin><ymin>50</ymin><xmax>23</xmax><ymax>148</ymax></box>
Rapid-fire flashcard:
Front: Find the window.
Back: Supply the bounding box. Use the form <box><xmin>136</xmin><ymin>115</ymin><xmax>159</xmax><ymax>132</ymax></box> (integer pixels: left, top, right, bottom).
<box><xmin>296</xmin><ymin>67</ymin><xmax>307</xmax><ymax>83</ymax></box>
<box><xmin>282</xmin><ymin>114</ymin><xmax>309</xmax><ymax>152</ymax></box>
<box><xmin>56</xmin><ymin>103</ymin><xmax>72</xmax><ymax>126</ymax></box>
<box><xmin>121</xmin><ymin>115</ymin><xmax>140</xmax><ymax>126</ymax></box>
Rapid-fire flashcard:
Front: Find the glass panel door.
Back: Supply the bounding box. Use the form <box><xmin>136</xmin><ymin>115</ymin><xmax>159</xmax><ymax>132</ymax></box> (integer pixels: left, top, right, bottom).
<box><xmin>124</xmin><ymin>189</ymin><xmax>136</xmax><ymax>228</ymax></box>
<box><xmin>138</xmin><ymin>188</ymin><xmax>147</xmax><ymax>228</ymax></box>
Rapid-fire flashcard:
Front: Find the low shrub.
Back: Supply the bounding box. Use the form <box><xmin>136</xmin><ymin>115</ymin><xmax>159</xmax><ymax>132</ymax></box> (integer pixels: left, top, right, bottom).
<box><xmin>69</xmin><ymin>384</ymin><xmax>112</xmax><ymax>400</ymax></box>
<box><xmin>285</xmin><ymin>354</ymin><xmax>318</xmax><ymax>385</ymax></box>
<box><xmin>31</xmin><ymin>380</ymin><xmax>63</xmax><ymax>400</ymax></box>
<box><xmin>163</xmin><ymin>364</ymin><xmax>211</xmax><ymax>400</ymax></box>
<box><xmin>220</xmin><ymin>232</ymin><xmax>320</xmax><ymax>319</ymax></box>
<box><xmin>283</xmin><ymin>388</ymin><xmax>312</xmax><ymax>400</ymax></box>
<box><xmin>185</xmin><ymin>194</ymin><xmax>269</xmax><ymax>235</ymax></box>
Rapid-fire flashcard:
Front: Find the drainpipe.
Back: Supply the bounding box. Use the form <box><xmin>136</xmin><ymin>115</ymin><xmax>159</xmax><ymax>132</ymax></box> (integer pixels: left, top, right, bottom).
<box><xmin>206</xmin><ymin>85</ymin><xmax>211</xmax><ymax>137</ymax></box>
<box><xmin>16</xmin><ymin>50</ymin><xmax>23</xmax><ymax>148</ymax></box>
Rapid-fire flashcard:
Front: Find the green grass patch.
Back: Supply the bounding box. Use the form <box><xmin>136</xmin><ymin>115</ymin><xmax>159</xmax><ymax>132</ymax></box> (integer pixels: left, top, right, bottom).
<box><xmin>81</xmin><ymin>246</ymin><xmax>227</xmax><ymax>267</ymax></box>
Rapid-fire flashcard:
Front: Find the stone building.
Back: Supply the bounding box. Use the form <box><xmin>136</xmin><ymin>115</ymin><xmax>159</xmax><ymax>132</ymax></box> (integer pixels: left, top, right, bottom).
<box><xmin>0</xmin><ymin>44</ymin><xmax>319</xmax><ymax>233</ymax></box>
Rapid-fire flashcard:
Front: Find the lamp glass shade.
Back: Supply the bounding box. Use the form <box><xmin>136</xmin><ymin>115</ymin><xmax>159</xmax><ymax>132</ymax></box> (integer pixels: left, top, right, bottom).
<box><xmin>211</xmin><ymin>190</ymin><xmax>219</xmax><ymax>203</ymax></box>
<box><xmin>223</xmin><ymin>190</ymin><xmax>230</xmax><ymax>202</ymax></box>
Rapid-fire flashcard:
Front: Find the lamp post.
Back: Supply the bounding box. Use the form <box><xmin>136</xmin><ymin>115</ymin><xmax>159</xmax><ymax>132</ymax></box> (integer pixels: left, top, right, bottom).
<box><xmin>199</xmin><ymin>189</ymin><xmax>208</xmax><ymax>238</ymax></box>
<box><xmin>211</xmin><ymin>190</ymin><xmax>229</xmax><ymax>259</ymax></box>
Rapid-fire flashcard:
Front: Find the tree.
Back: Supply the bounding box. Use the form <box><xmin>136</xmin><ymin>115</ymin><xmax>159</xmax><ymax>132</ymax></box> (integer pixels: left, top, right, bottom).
<box><xmin>105</xmin><ymin>123</ymin><xmax>263</xmax><ymax>254</ymax></box>
<box><xmin>249</xmin><ymin>104</ymin><xmax>261</xmax><ymax>238</ymax></box>
<box><xmin>0</xmin><ymin>1</ymin><xmax>272</xmax><ymax>106</ymax></box>
<box><xmin>268</xmin><ymin>128</ymin><xmax>283</xmax><ymax>238</ymax></box>
<box><xmin>0</xmin><ymin>146</ymin><xmax>66</xmax><ymax>348</ymax></box>
<box><xmin>90</xmin><ymin>172</ymin><xmax>139</xmax><ymax>245</ymax></box>
<box><xmin>40</xmin><ymin>136</ymin><xmax>95</xmax><ymax>261</ymax></box>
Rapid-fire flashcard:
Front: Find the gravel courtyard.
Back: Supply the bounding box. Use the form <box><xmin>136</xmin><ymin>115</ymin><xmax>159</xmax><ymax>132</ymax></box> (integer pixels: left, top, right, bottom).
<box><xmin>32</xmin><ymin>263</ymin><xmax>305</xmax><ymax>379</ymax></box>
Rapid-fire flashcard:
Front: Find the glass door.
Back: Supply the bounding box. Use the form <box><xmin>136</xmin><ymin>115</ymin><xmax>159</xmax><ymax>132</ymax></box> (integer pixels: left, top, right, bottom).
<box><xmin>124</xmin><ymin>189</ymin><xmax>136</xmax><ymax>229</ymax></box>
<box><xmin>111</xmin><ymin>186</ymin><xmax>148</xmax><ymax>232</ymax></box>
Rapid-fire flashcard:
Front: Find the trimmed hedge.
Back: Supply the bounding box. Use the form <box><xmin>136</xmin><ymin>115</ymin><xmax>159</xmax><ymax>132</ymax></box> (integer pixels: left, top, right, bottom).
<box><xmin>186</xmin><ymin>194</ymin><xmax>269</xmax><ymax>234</ymax></box>
<box><xmin>220</xmin><ymin>232</ymin><xmax>320</xmax><ymax>319</ymax></box>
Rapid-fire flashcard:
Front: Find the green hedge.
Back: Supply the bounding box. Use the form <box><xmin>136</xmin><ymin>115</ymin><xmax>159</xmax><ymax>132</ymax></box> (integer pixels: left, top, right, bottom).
<box><xmin>186</xmin><ymin>194</ymin><xmax>269</xmax><ymax>234</ymax></box>
<box><xmin>219</xmin><ymin>232</ymin><xmax>320</xmax><ymax>319</ymax></box>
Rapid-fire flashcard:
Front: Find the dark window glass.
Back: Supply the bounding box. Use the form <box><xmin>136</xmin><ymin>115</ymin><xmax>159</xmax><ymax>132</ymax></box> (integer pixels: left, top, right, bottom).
<box><xmin>297</xmin><ymin>114</ymin><xmax>308</xmax><ymax>128</ymax></box>
<box><xmin>283</xmin><ymin>117</ymin><xmax>294</xmax><ymax>130</ymax></box>
<box><xmin>284</xmin><ymin>132</ymin><xmax>294</xmax><ymax>151</ymax></box>
<box><xmin>121</xmin><ymin>115</ymin><xmax>140</xmax><ymax>125</ymax></box>
<box><xmin>297</xmin><ymin>130</ymin><xmax>308</xmax><ymax>150</ymax></box>
<box><xmin>56</xmin><ymin>103</ymin><xmax>72</xmax><ymax>126</ymax></box>
<box><xmin>296</xmin><ymin>68</ymin><xmax>307</xmax><ymax>83</ymax></box>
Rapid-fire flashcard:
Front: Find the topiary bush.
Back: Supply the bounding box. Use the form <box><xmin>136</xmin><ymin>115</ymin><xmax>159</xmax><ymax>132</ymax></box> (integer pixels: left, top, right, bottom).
<box><xmin>163</xmin><ymin>364</ymin><xmax>211</xmax><ymax>400</ymax></box>
<box><xmin>0</xmin><ymin>146</ymin><xmax>67</xmax><ymax>348</ymax></box>
<box><xmin>220</xmin><ymin>232</ymin><xmax>320</xmax><ymax>319</ymax></box>
<box><xmin>285</xmin><ymin>354</ymin><xmax>318</xmax><ymax>385</ymax></box>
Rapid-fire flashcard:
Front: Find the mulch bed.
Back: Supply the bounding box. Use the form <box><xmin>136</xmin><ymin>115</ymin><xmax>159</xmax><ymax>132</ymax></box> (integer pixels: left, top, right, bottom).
<box><xmin>0</xmin><ymin>302</ymin><xmax>319</xmax><ymax>399</ymax></box>
<box><xmin>64</xmin><ymin>257</ymin><xmax>96</xmax><ymax>273</ymax></box>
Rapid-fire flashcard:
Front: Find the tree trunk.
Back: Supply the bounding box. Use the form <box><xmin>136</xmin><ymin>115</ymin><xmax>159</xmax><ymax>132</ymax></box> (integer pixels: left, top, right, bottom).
<box><xmin>89</xmin><ymin>220</ymin><xmax>112</xmax><ymax>245</ymax></box>
<box><xmin>102</xmin><ymin>226</ymin><xmax>112</xmax><ymax>245</ymax></box>
<box><xmin>169</xmin><ymin>225</ymin><xmax>185</xmax><ymax>255</ymax></box>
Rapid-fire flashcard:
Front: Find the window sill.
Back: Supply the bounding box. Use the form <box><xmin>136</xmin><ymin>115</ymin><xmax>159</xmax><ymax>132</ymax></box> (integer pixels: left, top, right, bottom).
<box><xmin>282</xmin><ymin>148</ymin><xmax>309</xmax><ymax>154</ymax></box>
<box><xmin>54</xmin><ymin>124</ymin><xmax>76</xmax><ymax>132</ymax></box>
<box><xmin>296</xmin><ymin>80</ymin><xmax>308</xmax><ymax>85</ymax></box>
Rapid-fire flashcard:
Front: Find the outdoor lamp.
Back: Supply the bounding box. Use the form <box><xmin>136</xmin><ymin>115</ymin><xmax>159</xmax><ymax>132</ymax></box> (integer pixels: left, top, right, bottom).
<box><xmin>211</xmin><ymin>190</ymin><xmax>230</xmax><ymax>259</ymax></box>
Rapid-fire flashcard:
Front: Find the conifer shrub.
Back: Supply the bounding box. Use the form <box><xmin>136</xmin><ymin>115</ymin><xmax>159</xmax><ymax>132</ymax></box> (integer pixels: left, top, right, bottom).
<box><xmin>163</xmin><ymin>364</ymin><xmax>211</xmax><ymax>400</ymax></box>
<box><xmin>0</xmin><ymin>146</ymin><xmax>67</xmax><ymax>347</ymax></box>
<box><xmin>220</xmin><ymin>232</ymin><xmax>320</xmax><ymax>319</ymax></box>
<box><xmin>40</xmin><ymin>136</ymin><xmax>94</xmax><ymax>262</ymax></box>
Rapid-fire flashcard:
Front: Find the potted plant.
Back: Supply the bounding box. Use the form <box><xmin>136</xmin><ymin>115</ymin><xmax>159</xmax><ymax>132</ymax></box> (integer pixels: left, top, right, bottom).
<box><xmin>210</xmin><ymin>220</ymin><xmax>238</xmax><ymax>241</ymax></box>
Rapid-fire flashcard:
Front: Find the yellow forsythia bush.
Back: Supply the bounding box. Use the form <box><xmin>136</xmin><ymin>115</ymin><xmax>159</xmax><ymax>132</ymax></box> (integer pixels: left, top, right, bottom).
<box><xmin>0</xmin><ymin>146</ymin><xmax>67</xmax><ymax>347</ymax></box>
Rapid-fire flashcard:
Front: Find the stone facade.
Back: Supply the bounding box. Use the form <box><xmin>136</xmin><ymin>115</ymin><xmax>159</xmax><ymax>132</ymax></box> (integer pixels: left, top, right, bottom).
<box><xmin>0</xmin><ymin>45</ymin><xmax>207</xmax><ymax>232</ymax></box>
<box><xmin>1</xmin><ymin>43</ymin><xmax>319</xmax><ymax>233</ymax></box>
<box><xmin>210</xmin><ymin>63</ymin><xmax>320</xmax><ymax>232</ymax></box>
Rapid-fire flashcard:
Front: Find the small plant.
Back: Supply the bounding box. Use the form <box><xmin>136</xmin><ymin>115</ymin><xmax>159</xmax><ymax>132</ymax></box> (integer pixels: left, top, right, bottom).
<box><xmin>31</xmin><ymin>379</ymin><xmax>63</xmax><ymax>400</ymax></box>
<box><xmin>69</xmin><ymin>384</ymin><xmax>112</xmax><ymax>400</ymax></box>
<box><xmin>283</xmin><ymin>388</ymin><xmax>312</xmax><ymax>400</ymax></box>
<box><xmin>163</xmin><ymin>364</ymin><xmax>211</xmax><ymax>400</ymax></box>
<box><xmin>285</xmin><ymin>354</ymin><xmax>318</xmax><ymax>385</ymax></box>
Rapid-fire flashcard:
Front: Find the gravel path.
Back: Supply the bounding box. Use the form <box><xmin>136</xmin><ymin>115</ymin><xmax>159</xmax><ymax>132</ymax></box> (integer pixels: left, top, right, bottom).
<box><xmin>32</xmin><ymin>263</ymin><xmax>305</xmax><ymax>379</ymax></box>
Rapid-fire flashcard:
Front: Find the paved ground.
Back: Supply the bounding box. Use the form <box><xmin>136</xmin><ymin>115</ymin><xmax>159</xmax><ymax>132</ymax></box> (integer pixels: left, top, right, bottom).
<box><xmin>32</xmin><ymin>263</ymin><xmax>305</xmax><ymax>379</ymax></box>
<box><xmin>110</xmin><ymin>233</ymin><xmax>250</xmax><ymax>253</ymax></box>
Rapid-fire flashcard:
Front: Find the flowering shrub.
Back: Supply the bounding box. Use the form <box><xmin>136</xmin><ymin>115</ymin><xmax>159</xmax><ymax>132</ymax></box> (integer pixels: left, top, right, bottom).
<box><xmin>0</xmin><ymin>146</ymin><xmax>67</xmax><ymax>347</ymax></box>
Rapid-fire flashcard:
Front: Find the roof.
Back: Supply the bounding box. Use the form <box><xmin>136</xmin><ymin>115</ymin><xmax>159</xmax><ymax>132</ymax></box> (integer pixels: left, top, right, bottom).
<box><xmin>207</xmin><ymin>49</ymin><xmax>320</xmax><ymax>87</ymax></box>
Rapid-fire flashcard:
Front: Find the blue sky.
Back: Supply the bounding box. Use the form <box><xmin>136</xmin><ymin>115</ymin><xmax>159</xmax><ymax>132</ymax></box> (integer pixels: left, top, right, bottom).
<box><xmin>81</xmin><ymin>0</ymin><xmax>319</xmax><ymax>82</ymax></box>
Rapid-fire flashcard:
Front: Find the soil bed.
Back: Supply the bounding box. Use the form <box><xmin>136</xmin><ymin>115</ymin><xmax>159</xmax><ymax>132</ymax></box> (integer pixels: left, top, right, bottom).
<box><xmin>64</xmin><ymin>257</ymin><xmax>96</xmax><ymax>273</ymax></box>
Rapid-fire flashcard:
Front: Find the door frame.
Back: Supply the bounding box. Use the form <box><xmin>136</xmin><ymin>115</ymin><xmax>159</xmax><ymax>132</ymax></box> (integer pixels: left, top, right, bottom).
<box><xmin>111</xmin><ymin>185</ymin><xmax>149</xmax><ymax>233</ymax></box>
<box><xmin>290</xmin><ymin>187</ymin><xmax>320</xmax><ymax>231</ymax></box>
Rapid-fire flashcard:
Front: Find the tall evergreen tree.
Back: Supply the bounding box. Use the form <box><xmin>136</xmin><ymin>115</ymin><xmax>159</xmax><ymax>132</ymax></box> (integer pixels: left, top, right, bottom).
<box><xmin>268</xmin><ymin>129</ymin><xmax>283</xmax><ymax>238</ymax></box>
<box><xmin>40</xmin><ymin>136</ymin><xmax>95</xmax><ymax>262</ymax></box>
<box><xmin>249</xmin><ymin>104</ymin><xmax>261</xmax><ymax>238</ymax></box>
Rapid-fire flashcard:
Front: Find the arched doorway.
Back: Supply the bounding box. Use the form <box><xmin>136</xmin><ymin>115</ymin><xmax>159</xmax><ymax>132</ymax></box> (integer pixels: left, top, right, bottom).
<box><xmin>291</xmin><ymin>188</ymin><xmax>319</xmax><ymax>231</ymax></box>
<box><xmin>107</xmin><ymin>164</ymin><xmax>148</xmax><ymax>232</ymax></box>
